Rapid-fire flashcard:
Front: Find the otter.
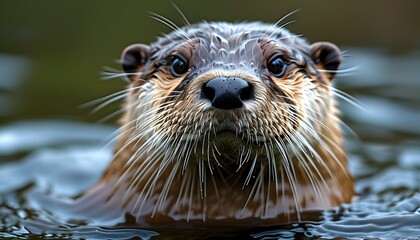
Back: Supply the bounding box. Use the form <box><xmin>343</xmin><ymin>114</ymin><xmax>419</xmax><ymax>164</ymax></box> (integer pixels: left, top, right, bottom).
<box><xmin>78</xmin><ymin>21</ymin><xmax>354</xmax><ymax>225</ymax></box>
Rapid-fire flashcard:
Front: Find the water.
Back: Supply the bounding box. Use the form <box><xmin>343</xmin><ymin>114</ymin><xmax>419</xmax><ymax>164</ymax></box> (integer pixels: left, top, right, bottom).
<box><xmin>1</xmin><ymin>48</ymin><xmax>420</xmax><ymax>239</ymax></box>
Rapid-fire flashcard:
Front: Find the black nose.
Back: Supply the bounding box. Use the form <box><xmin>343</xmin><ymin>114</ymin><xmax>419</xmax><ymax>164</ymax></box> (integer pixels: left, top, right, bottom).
<box><xmin>202</xmin><ymin>77</ymin><xmax>253</xmax><ymax>109</ymax></box>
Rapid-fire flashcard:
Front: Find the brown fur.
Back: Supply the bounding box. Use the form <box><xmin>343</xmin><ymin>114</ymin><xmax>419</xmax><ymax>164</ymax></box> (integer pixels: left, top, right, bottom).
<box><xmin>79</xmin><ymin>22</ymin><xmax>354</xmax><ymax>225</ymax></box>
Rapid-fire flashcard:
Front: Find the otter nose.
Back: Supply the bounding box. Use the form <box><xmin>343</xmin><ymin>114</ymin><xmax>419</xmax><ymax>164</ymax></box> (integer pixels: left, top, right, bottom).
<box><xmin>202</xmin><ymin>77</ymin><xmax>253</xmax><ymax>109</ymax></box>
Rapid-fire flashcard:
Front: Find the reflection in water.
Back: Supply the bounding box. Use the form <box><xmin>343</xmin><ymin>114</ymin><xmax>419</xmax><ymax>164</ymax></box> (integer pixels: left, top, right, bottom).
<box><xmin>0</xmin><ymin>121</ymin><xmax>115</xmax><ymax>156</ymax></box>
<box><xmin>1</xmin><ymin>49</ymin><xmax>420</xmax><ymax>239</ymax></box>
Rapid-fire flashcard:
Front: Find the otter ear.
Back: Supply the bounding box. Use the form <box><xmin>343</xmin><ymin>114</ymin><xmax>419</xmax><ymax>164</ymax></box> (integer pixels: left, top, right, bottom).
<box><xmin>310</xmin><ymin>42</ymin><xmax>341</xmax><ymax>80</ymax></box>
<box><xmin>121</xmin><ymin>44</ymin><xmax>151</xmax><ymax>82</ymax></box>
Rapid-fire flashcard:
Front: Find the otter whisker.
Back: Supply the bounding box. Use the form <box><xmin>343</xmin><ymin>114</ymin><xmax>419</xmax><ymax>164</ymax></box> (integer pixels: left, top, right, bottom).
<box><xmin>237</xmin><ymin>144</ymin><xmax>246</xmax><ymax>171</ymax></box>
<box><xmin>135</xmin><ymin>95</ymin><xmax>178</xmax><ymax>110</ymax></box>
<box><xmin>171</xmin><ymin>2</ymin><xmax>191</xmax><ymax>28</ymax></box>
<box><xmin>149</xmin><ymin>12</ymin><xmax>191</xmax><ymax>42</ymax></box>
<box><xmin>97</xmin><ymin>107</ymin><xmax>126</xmax><ymax>123</ymax></box>
<box><xmin>133</xmin><ymin>170</ymin><xmax>164</xmax><ymax>219</ymax></box>
<box><xmin>272</xmin><ymin>138</ymin><xmax>293</xmax><ymax>218</ymax></box>
<box><xmin>259</xmin><ymin>162</ymin><xmax>270</xmax><ymax>218</ymax></box>
<box><xmin>181</xmin><ymin>142</ymin><xmax>194</xmax><ymax>174</ymax></box>
<box><xmin>284</xmin><ymin>131</ymin><xmax>327</xmax><ymax>202</ymax></box>
<box><xmin>263</xmin><ymin>143</ymin><xmax>272</xmax><ymax>218</ymax></box>
<box><xmin>154</xmin><ymin>160</ymin><xmax>180</xmax><ymax>215</ymax></box>
<box><xmin>121</xmin><ymin>134</ymin><xmax>172</xmax><ymax>192</ymax></box>
<box><xmin>101</xmin><ymin>71</ymin><xmax>130</xmax><ymax>81</ymax></box>
<box><xmin>121</xmin><ymin>114</ymin><xmax>170</xmax><ymax>158</ymax></box>
<box><xmin>80</xmin><ymin>86</ymin><xmax>138</xmax><ymax>109</ymax></box>
<box><xmin>267</xmin><ymin>140</ymin><xmax>280</xmax><ymax>205</ymax></box>
<box><xmin>302</xmin><ymin>114</ymin><xmax>347</xmax><ymax>158</ymax></box>
<box><xmin>100</xmin><ymin>134</ymin><xmax>155</xmax><ymax>184</ymax></box>
<box><xmin>97</xmin><ymin>117</ymin><xmax>139</xmax><ymax>154</ymax></box>
<box><xmin>182</xmin><ymin>139</ymin><xmax>196</xmax><ymax>175</ymax></box>
<box><xmin>289</xmin><ymin>113</ymin><xmax>332</xmax><ymax>164</ymax></box>
<box><xmin>298</xmin><ymin>102</ymin><xmax>347</xmax><ymax>170</ymax></box>
<box><xmin>184</xmin><ymin>170</ymin><xmax>194</xmax><ymax>211</ymax></box>
<box><xmin>213</xmin><ymin>152</ymin><xmax>230</xmax><ymax>189</ymax></box>
<box><xmin>134</xmin><ymin>139</ymin><xmax>179</xmax><ymax>217</ymax></box>
<box><xmin>141</xmin><ymin>131</ymin><xmax>173</xmax><ymax>160</ymax></box>
<box><xmin>277</xmin><ymin>135</ymin><xmax>302</xmax><ymax>221</ymax></box>
<box><xmin>161</xmin><ymin>135</ymin><xmax>182</xmax><ymax>163</ymax></box>
<box><xmin>204</xmin><ymin>133</ymin><xmax>216</xmax><ymax>176</ymax></box>
<box><xmin>187</xmin><ymin>169</ymin><xmax>196</xmax><ymax>222</ymax></box>
<box><xmin>330</xmin><ymin>87</ymin><xmax>365</xmax><ymax>110</ymax></box>
<box><xmin>210</xmin><ymin>144</ymin><xmax>222</xmax><ymax>169</ymax></box>
<box><xmin>207</xmin><ymin>130</ymin><xmax>227</xmax><ymax>174</ymax></box>
<box><xmin>277</xmin><ymin>34</ymin><xmax>304</xmax><ymax>42</ymax></box>
<box><xmin>268</xmin><ymin>20</ymin><xmax>296</xmax><ymax>39</ymax></box>
<box><xmin>92</xmin><ymin>91</ymin><xmax>174</xmax><ymax>125</ymax></box>
<box><xmin>293</xmin><ymin>120</ymin><xmax>348</xmax><ymax>194</ymax></box>
<box><xmin>174</xmin><ymin>166</ymin><xmax>191</xmax><ymax>208</ymax></box>
<box><xmin>209</xmin><ymin>138</ymin><xmax>221</xmax><ymax>163</ymax></box>
<box><xmin>305</xmin><ymin>113</ymin><xmax>333</xmax><ymax>134</ymax></box>
<box><xmin>173</xmin><ymin>136</ymin><xmax>191</xmax><ymax>166</ymax></box>
<box><xmin>101</xmin><ymin>65</ymin><xmax>122</xmax><ymax>74</ymax></box>
<box><xmin>131</xmin><ymin>106</ymin><xmax>174</xmax><ymax>133</ymax></box>
<box><xmin>110</xmin><ymin>122</ymin><xmax>148</xmax><ymax>161</ymax></box>
<box><xmin>246</xmin><ymin>144</ymin><xmax>253</xmax><ymax>163</ymax></box>
<box><xmin>243</xmin><ymin>152</ymin><xmax>257</xmax><ymax>188</ymax></box>
<box><xmin>241</xmin><ymin>155</ymin><xmax>261</xmax><ymax>217</ymax></box>
<box><xmin>124</xmin><ymin>142</ymin><xmax>164</xmax><ymax>188</ymax></box>
<box><xmin>209</xmin><ymin>169</ymin><xmax>220</xmax><ymax>201</ymax></box>
<box><xmin>197</xmin><ymin>154</ymin><xmax>205</xmax><ymax>199</ymax></box>
<box><xmin>318</xmin><ymin>65</ymin><xmax>359</xmax><ymax>75</ymax></box>
<box><xmin>126</xmin><ymin>153</ymin><xmax>162</xmax><ymax>212</ymax></box>
<box><xmin>279</xmin><ymin>155</ymin><xmax>288</xmax><ymax>219</ymax></box>
<box><xmin>121</xmin><ymin>153</ymin><xmax>160</xmax><ymax>204</ymax></box>
<box><xmin>301</xmin><ymin>126</ymin><xmax>350</xmax><ymax>182</ymax></box>
<box><xmin>101</xmin><ymin>66</ymin><xmax>149</xmax><ymax>82</ymax></box>
<box><xmin>257</xmin><ymin>162</ymin><xmax>265</xmax><ymax>212</ymax></box>
<box><xmin>263</xmin><ymin>9</ymin><xmax>299</xmax><ymax>39</ymax></box>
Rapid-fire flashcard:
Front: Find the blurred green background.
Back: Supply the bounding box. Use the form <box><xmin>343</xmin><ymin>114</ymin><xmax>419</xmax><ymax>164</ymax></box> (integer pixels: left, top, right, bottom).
<box><xmin>1</xmin><ymin>0</ymin><xmax>419</xmax><ymax>124</ymax></box>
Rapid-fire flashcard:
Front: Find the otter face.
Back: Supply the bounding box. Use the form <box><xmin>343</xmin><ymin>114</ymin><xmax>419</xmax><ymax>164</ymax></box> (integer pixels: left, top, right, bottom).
<box><xmin>120</xmin><ymin>22</ymin><xmax>341</xmax><ymax>168</ymax></box>
<box><xmin>92</xmin><ymin>22</ymin><xmax>354</xmax><ymax>223</ymax></box>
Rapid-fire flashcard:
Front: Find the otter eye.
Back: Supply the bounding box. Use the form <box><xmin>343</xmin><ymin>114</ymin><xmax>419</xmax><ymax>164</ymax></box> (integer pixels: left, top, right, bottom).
<box><xmin>169</xmin><ymin>56</ymin><xmax>189</xmax><ymax>77</ymax></box>
<box><xmin>267</xmin><ymin>56</ymin><xmax>286</xmax><ymax>77</ymax></box>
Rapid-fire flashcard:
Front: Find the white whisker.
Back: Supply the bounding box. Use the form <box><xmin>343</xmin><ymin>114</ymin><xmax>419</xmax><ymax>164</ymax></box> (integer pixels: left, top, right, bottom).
<box><xmin>149</xmin><ymin>12</ymin><xmax>191</xmax><ymax>41</ymax></box>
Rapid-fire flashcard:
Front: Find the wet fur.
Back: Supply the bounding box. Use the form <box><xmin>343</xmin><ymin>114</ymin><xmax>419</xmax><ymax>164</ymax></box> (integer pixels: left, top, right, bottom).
<box><xmin>79</xmin><ymin>21</ymin><xmax>354</xmax><ymax>225</ymax></box>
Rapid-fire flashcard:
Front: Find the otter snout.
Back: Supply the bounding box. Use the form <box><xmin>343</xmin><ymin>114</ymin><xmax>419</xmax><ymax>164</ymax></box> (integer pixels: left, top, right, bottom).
<box><xmin>202</xmin><ymin>77</ymin><xmax>253</xmax><ymax>109</ymax></box>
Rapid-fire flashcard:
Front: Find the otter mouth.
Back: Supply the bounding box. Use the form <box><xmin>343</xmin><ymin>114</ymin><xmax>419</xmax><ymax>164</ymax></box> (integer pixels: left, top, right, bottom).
<box><xmin>212</xmin><ymin>125</ymin><xmax>279</xmax><ymax>145</ymax></box>
<box><xmin>213</xmin><ymin>128</ymin><xmax>258</xmax><ymax>145</ymax></box>
<box><xmin>214</xmin><ymin>130</ymin><xmax>242</xmax><ymax>144</ymax></box>
<box><xmin>207</xmin><ymin>127</ymin><xmax>266</xmax><ymax>158</ymax></box>
<box><xmin>180</xmin><ymin>123</ymin><xmax>281</xmax><ymax>147</ymax></box>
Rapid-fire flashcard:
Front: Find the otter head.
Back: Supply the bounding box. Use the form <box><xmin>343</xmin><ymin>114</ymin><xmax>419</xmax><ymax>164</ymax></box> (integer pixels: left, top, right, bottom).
<box><xmin>100</xmin><ymin>22</ymin><xmax>353</xmax><ymax>224</ymax></box>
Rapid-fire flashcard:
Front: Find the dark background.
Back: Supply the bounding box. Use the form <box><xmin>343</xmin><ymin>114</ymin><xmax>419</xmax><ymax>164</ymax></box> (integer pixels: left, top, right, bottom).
<box><xmin>1</xmin><ymin>0</ymin><xmax>419</xmax><ymax>124</ymax></box>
